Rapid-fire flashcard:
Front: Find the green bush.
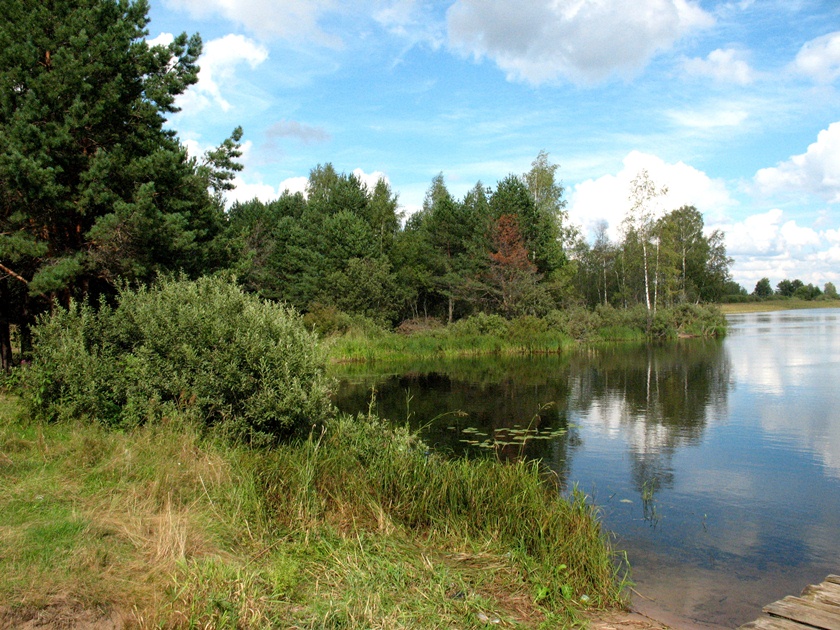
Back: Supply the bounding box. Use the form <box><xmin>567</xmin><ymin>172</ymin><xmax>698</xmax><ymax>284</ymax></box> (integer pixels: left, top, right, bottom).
<box><xmin>24</xmin><ymin>276</ymin><xmax>333</xmax><ymax>444</ymax></box>
<box><xmin>545</xmin><ymin>307</ymin><xmax>601</xmax><ymax>340</ymax></box>
<box><xmin>446</xmin><ymin>312</ymin><xmax>510</xmax><ymax>337</ymax></box>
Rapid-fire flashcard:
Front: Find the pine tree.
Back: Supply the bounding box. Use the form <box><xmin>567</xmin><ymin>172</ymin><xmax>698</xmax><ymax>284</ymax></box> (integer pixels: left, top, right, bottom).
<box><xmin>0</xmin><ymin>0</ymin><xmax>241</xmax><ymax>368</ymax></box>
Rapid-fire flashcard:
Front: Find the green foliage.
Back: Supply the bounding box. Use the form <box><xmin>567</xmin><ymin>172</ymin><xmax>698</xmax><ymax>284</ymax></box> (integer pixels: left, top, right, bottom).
<box><xmin>574</xmin><ymin>201</ymin><xmax>734</xmax><ymax>311</ymax></box>
<box><xmin>447</xmin><ymin>312</ymin><xmax>510</xmax><ymax>337</ymax></box>
<box><xmin>0</xmin><ymin>0</ymin><xmax>241</xmax><ymax>367</ymax></box>
<box><xmin>793</xmin><ymin>282</ymin><xmax>822</xmax><ymax>300</ymax></box>
<box><xmin>753</xmin><ymin>277</ymin><xmax>773</xmax><ymax>298</ymax></box>
<box><xmin>302</xmin><ymin>303</ymin><xmax>387</xmax><ymax>338</ymax></box>
<box><xmin>23</xmin><ymin>276</ymin><xmax>332</xmax><ymax>444</ymax></box>
<box><xmin>321</xmin><ymin>257</ymin><xmax>404</xmax><ymax>325</ymax></box>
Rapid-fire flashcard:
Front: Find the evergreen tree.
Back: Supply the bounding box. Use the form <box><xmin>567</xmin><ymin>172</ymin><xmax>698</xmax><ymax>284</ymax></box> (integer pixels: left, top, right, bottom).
<box><xmin>0</xmin><ymin>0</ymin><xmax>242</xmax><ymax>368</ymax></box>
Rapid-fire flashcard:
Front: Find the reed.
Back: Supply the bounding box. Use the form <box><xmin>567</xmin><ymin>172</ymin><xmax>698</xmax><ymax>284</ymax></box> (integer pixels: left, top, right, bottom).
<box><xmin>326</xmin><ymin>306</ymin><xmax>726</xmax><ymax>363</ymax></box>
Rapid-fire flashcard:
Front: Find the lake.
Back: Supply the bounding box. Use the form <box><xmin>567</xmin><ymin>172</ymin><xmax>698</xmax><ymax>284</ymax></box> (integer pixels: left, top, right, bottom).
<box><xmin>330</xmin><ymin>308</ymin><xmax>840</xmax><ymax>628</ymax></box>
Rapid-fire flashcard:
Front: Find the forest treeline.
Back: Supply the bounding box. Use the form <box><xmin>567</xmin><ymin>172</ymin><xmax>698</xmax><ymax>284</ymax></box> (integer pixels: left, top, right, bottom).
<box><xmin>223</xmin><ymin>159</ymin><xmax>735</xmax><ymax>328</ymax></box>
<box><xmin>0</xmin><ymin>0</ymin><xmax>735</xmax><ymax>370</ymax></box>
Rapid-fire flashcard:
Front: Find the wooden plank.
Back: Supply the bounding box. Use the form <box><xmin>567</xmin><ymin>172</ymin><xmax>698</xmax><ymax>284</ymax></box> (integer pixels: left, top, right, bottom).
<box><xmin>764</xmin><ymin>595</ymin><xmax>840</xmax><ymax>629</ymax></box>
<box><xmin>801</xmin><ymin>582</ymin><xmax>840</xmax><ymax>608</ymax></box>
<box><xmin>740</xmin><ymin>616</ymin><xmax>823</xmax><ymax>630</ymax></box>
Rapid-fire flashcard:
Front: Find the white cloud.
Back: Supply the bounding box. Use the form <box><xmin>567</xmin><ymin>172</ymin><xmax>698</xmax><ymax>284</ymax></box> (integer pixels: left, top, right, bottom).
<box><xmin>164</xmin><ymin>0</ymin><xmax>342</xmax><ymax>47</ymax></box>
<box><xmin>683</xmin><ymin>48</ymin><xmax>754</xmax><ymax>84</ymax></box>
<box><xmin>667</xmin><ymin>107</ymin><xmax>749</xmax><ymax>129</ymax></box>
<box><xmin>175</xmin><ymin>35</ymin><xmax>269</xmax><ymax>114</ymax></box>
<box><xmin>794</xmin><ymin>31</ymin><xmax>840</xmax><ymax>83</ymax></box>
<box><xmin>352</xmin><ymin>168</ymin><xmax>391</xmax><ymax>191</ymax></box>
<box><xmin>147</xmin><ymin>32</ymin><xmax>175</xmax><ymax>48</ymax></box>
<box><xmin>445</xmin><ymin>0</ymin><xmax>714</xmax><ymax>85</ymax></box>
<box><xmin>714</xmin><ymin>208</ymin><xmax>840</xmax><ymax>288</ymax></box>
<box><xmin>225</xmin><ymin>176</ymin><xmax>309</xmax><ymax>206</ymax></box>
<box><xmin>569</xmin><ymin>151</ymin><xmax>735</xmax><ymax>241</ymax></box>
<box><xmin>754</xmin><ymin>122</ymin><xmax>840</xmax><ymax>203</ymax></box>
<box><xmin>374</xmin><ymin>0</ymin><xmax>445</xmax><ymax>50</ymax></box>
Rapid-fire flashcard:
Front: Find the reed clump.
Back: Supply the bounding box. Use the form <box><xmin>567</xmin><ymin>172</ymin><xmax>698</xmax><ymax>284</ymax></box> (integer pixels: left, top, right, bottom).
<box><xmin>327</xmin><ymin>304</ymin><xmax>727</xmax><ymax>362</ymax></box>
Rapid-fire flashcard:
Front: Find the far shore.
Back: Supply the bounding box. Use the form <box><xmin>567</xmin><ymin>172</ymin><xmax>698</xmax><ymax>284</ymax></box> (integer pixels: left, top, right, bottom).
<box><xmin>720</xmin><ymin>299</ymin><xmax>840</xmax><ymax>314</ymax></box>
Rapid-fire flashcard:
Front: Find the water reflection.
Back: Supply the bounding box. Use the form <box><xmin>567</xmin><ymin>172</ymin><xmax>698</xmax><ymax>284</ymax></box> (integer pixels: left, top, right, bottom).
<box><xmin>330</xmin><ymin>309</ymin><xmax>840</xmax><ymax>627</ymax></box>
<box><xmin>333</xmin><ymin>340</ymin><xmax>730</xmax><ymax>509</ymax></box>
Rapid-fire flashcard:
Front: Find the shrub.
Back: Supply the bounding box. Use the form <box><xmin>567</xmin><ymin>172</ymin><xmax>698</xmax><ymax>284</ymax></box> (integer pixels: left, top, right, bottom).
<box><xmin>446</xmin><ymin>312</ymin><xmax>510</xmax><ymax>337</ymax></box>
<box><xmin>24</xmin><ymin>276</ymin><xmax>333</xmax><ymax>444</ymax></box>
<box><xmin>545</xmin><ymin>307</ymin><xmax>601</xmax><ymax>340</ymax></box>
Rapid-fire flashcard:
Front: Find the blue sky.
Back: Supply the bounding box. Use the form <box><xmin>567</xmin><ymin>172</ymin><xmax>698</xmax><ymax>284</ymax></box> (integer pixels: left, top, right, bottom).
<box><xmin>146</xmin><ymin>0</ymin><xmax>840</xmax><ymax>290</ymax></box>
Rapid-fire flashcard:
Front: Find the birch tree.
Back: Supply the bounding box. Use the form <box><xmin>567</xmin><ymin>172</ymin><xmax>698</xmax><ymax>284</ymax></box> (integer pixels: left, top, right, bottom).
<box><xmin>623</xmin><ymin>170</ymin><xmax>668</xmax><ymax>314</ymax></box>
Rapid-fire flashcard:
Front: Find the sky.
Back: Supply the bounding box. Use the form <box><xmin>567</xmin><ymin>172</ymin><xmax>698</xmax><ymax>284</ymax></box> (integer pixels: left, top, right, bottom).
<box><xmin>145</xmin><ymin>0</ymin><xmax>840</xmax><ymax>291</ymax></box>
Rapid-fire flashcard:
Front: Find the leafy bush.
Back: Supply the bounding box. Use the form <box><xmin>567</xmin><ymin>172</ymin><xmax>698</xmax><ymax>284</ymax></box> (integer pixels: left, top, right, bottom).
<box><xmin>303</xmin><ymin>302</ymin><xmax>388</xmax><ymax>339</ymax></box>
<box><xmin>446</xmin><ymin>312</ymin><xmax>510</xmax><ymax>337</ymax></box>
<box><xmin>24</xmin><ymin>276</ymin><xmax>333</xmax><ymax>444</ymax></box>
<box><xmin>670</xmin><ymin>303</ymin><xmax>727</xmax><ymax>337</ymax></box>
<box><xmin>545</xmin><ymin>307</ymin><xmax>601</xmax><ymax>340</ymax></box>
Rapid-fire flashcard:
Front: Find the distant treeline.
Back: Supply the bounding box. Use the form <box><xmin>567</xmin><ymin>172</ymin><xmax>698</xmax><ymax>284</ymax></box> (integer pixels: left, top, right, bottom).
<box><xmin>722</xmin><ymin>277</ymin><xmax>838</xmax><ymax>303</ymax></box>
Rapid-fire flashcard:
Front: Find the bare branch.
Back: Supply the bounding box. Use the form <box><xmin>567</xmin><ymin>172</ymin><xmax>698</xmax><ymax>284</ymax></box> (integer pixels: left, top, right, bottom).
<box><xmin>0</xmin><ymin>262</ymin><xmax>28</xmax><ymax>284</ymax></box>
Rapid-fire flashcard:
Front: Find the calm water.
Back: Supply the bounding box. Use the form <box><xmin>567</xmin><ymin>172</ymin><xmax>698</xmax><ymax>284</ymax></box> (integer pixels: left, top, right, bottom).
<box><xmin>331</xmin><ymin>309</ymin><xmax>840</xmax><ymax>628</ymax></box>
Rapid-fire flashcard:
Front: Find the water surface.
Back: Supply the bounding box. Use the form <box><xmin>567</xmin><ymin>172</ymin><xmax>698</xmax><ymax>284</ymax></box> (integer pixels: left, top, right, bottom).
<box><xmin>331</xmin><ymin>309</ymin><xmax>840</xmax><ymax>628</ymax></box>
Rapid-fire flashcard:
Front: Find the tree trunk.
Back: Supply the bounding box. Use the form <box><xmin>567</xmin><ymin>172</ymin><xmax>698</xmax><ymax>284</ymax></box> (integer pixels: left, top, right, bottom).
<box><xmin>0</xmin><ymin>321</ymin><xmax>12</xmax><ymax>372</ymax></box>
<box><xmin>642</xmin><ymin>240</ymin><xmax>651</xmax><ymax>312</ymax></box>
<box><xmin>653</xmin><ymin>238</ymin><xmax>660</xmax><ymax>318</ymax></box>
<box><xmin>19</xmin><ymin>321</ymin><xmax>32</xmax><ymax>358</ymax></box>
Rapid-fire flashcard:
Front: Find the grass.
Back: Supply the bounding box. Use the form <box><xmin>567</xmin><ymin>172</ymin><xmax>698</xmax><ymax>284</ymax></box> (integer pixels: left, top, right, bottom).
<box><xmin>327</xmin><ymin>330</ymin><xmax>575</xmax><ymax>363</ymax></box>
<box><xmin>325</xmin><ymin>305</ymin><xmax>727</xmax><ymax>364</ymax></box>
<box><xmin>0</xmin><ymin>393</ymin><xmax>627</xmax><ymax>628</ymax></box>
<box><xmin>719</xmin><ymin>298</ymin><xmax>840</xmax><ymax>314</ymax></box>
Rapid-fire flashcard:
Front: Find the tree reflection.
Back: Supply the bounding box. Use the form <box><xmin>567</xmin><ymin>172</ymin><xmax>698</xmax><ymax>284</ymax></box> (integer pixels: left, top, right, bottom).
<box><xmin>566</xmin><ymin>340</ymin><xmax>730</xmax><ymax>502</ymax></box>
<box><xmin>331</xmin><ymin>341</ymin><xmax>731</xmax><ymax>498</ymax></box>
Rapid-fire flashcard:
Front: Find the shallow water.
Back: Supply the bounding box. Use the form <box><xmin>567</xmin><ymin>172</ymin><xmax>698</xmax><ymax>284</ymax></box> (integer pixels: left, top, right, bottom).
<box><xmin>331</xmin><ymin>309</ymin><xmax>840</xmax><ymax>627</ymax></box>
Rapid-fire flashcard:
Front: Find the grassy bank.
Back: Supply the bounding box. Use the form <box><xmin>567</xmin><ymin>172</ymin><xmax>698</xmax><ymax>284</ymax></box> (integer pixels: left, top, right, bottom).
<box><xmin>0</xmin><ymin>393</ymin><xmax>626</xmax><ymax>628</ymax></box>
<box><xmin>720</xmin><ymin>298</ymin><xmax>840</xmax><ymax>314</ymax></box>
<box><xmin>327</xmin><ymin>305</ymin><xmax>727</xmax><ymax>363</ymax></box>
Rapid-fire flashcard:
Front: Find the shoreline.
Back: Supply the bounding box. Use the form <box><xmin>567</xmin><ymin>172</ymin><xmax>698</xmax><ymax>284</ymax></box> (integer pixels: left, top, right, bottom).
<box><xmin>719</xmin><ymin>299</ymin><xmax>840</xmax><ymax>314</ymax></box>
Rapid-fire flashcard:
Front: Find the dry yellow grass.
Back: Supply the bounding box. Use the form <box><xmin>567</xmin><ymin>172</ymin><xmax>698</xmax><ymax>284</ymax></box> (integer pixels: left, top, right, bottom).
<box><xmin>719</xmin><ymin>299</ymin><xmax>840</xmax><ymax>314</ymax></box>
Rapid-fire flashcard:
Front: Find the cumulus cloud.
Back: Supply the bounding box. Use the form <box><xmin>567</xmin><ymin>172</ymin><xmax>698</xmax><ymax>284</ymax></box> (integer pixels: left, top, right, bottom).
<box><xmin>164</xmin><ymin>0</ymin><xmax>342</xmax><ymax>47</ymax></box>
<box><xmin>712</xmin><ymin>208</ymin><xmax>840</xmax><ymax>288</ymax></box>
<box><xmin>754</xmin><ymin>122</ymin><xmax>840</xmax><ymax>203</ymax></box>
<box><xmin>721</xmin><ymin>209</ymin><xmax>820</xmax><ymax>256</ymax></box>
<box><xmin>352</xmin><ymin>168</ymin><xmax>391</xmax><ymax>191</ymax></box>
<box><xmin>683</xmin><ymin>48</ymin><xmax>754</xmax><ymax>84</ymax></box>
<box><xmin>266</xmin><ymin>120</ymin><xmax>331</xmax><ymax>145</ymax></box>
<box><xmin>794</xmin><ymin>31</ymin><xmax>840</xmax><ymax>83</ymax></box>
<box><xmin>569</xmin><ymin>151</ymin><xmax>734</xmax><ymax>241</ymax></box>
<box><xmin>175</xmin><ymin>35</ymin><xmax>269</xmax><ymax>113</ymax></box>
<box><xmin>445</xmin><ymin>0</ymin><xmax>713</xmax><ymax>85</ymax></box>
<box><xmin>147</xmin><ymin>32</ymin><xmax>175</xmax><ymax>48</ymax></box>
<box><xmin>225</xmin><ymin>175</ymin><xmax>309</xmax><ymax>206</ymax></box>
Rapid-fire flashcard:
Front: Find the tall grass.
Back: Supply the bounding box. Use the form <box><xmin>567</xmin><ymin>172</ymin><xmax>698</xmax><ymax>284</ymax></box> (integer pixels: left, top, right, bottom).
<box><xmin>0</xmin><ymin>395</ymin><xmax>626</xmax><ymax>628</ymax></box>
<box><xmin>327</xmin><ymin>304</ymin><xmax>726</xmax><ymax>363</ymax></box>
